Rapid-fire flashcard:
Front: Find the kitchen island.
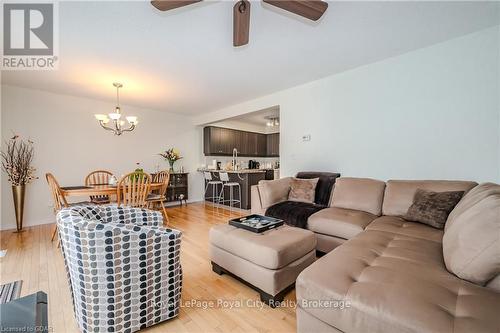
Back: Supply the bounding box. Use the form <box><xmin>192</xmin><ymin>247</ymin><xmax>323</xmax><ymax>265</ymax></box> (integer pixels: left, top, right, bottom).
<box><xmin>198</xmin><ymin>169</ymin><xmax>276</xmax><ymax>210</ymax></box>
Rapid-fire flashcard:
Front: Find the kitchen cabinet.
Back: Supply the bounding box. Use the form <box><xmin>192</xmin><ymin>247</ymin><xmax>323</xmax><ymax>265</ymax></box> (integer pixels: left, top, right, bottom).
<box><xmin>203</xmin><ymin>126</ymin><xmax>279</xmax><ymax>157</ymax></box>
<box><xmin>266</xmin><ymin>133</ymin><xmax>279</xmax><ymax>157</ymax></box>
<box><xmin>204</xmin><ymin>126</ymin><xmax>232</xmax><ymax>155</ymax></box>
<box><xmin>257</xmin><ymin>134</ymin><xmax>267</xmax><ymax>156</ymax></box>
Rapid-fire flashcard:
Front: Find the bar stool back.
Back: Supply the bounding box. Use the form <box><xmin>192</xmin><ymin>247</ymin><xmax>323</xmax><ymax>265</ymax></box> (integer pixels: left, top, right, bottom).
<box><xmin>218</xmin><ymin>172</ymin><xmax>241</xmax><ymax>213</ymax></box>
<box><xmin>204</xmin><ymin>172</ymin><xmax>223</xmax><ymax>208</ymax></box>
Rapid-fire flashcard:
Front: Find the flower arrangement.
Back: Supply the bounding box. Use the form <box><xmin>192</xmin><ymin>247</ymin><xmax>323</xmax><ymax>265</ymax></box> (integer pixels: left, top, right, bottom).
<box><xmin>1</xmin><ymin>135</ymin><xmax>37</xmax><ymax>186</ymax></box>
<box><xmin>159</xmin><ymin>148</ymin><xmax>183</xmax><ymax>172</ymax></box>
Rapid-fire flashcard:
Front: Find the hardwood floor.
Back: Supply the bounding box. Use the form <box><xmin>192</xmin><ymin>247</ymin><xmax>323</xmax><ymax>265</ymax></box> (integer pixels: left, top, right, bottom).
<box><xmin>0</xmin><ymin>203</ymin><xmax>298</xmax><ymax>333</ymax></box>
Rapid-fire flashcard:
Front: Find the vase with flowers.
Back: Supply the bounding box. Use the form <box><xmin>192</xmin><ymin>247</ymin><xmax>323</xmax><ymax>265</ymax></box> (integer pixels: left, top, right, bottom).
<box><xmin>159</xmin><ymin>148</ymin><xmax>182</xmax><ymax>173</ymax></box>
<box><xmin>1</xmin><ymin>135</ymin><xmax>37</xmax><ymax>232</ymax></box>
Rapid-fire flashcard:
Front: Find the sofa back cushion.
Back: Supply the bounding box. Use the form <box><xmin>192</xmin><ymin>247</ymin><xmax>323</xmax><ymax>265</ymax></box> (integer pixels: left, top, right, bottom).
<box><xmin>443</xmin><ymin>183</ymin><xmax>500</xmax><ymax>289</ymax></box>
<box><xmin>258</xmin><ymin>177</ymin><xmax>292</xmax><ymax>209</ymax></box>
<box><xmin>445</xmin><ymin>182</ymin><xmax>500</xmax><ymax>232</ymax></box>
<box><xmin>382</xmin><ymin>180</ymin><xmax>477</xmax><ymax>217</ymax></box>
<box><xmin>331</xmin><ymin>178</ymin><xmax>386</xmax><ymax>215</ymax></box>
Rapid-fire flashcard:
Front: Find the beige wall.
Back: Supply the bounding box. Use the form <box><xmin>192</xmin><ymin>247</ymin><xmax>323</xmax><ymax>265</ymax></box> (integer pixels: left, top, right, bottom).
<box><xmin>1</xmin><ymin>85</ymin><xmax>204</xmax><ymax>230</ymax></box>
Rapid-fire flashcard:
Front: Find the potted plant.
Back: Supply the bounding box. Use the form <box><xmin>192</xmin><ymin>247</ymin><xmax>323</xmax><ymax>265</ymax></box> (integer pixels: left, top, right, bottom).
<box><xmin>159</xmin><ymin>148</ymin><xmax>183</xmax><ymax>173</ymax></box>
<box><xmin>1</xmin><ymin>135</ymin><xmax>37</xmax><ymax>232</ymax></box>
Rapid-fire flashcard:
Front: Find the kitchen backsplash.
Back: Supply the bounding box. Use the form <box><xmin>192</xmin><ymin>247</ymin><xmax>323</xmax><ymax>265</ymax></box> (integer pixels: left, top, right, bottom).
<box><xmin>203</xmin><ymin>156</ymin><xmax>279</xmax><ymax>169</ymax></box>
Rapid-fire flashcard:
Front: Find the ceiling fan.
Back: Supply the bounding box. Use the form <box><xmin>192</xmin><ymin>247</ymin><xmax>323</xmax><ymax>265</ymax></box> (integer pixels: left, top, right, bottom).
<box><xmin>151</xmin><ymin>0</ymin><xmax>329</xmax><ymax>47</ymax></box>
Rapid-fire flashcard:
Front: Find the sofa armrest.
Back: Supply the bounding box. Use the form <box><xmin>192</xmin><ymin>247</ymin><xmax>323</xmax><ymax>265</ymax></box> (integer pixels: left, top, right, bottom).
<box><xmin>252</xmin><ymin>177</ymin><xmax>292</xmax><ymax>213</ymax></box>
<box><xmin>101</xmin><ymin>204</ymin><xmax>164</xmax><ymax>227</ymax></box>
<box><xmin>251</xmin><ymin>185</ymin><xmax>265</xmax><ymax>215</ymax></box>
<box><xmin>58</xmin><ymin>204</ymin><xmax>164</xmax><ymax>227</ymax></box>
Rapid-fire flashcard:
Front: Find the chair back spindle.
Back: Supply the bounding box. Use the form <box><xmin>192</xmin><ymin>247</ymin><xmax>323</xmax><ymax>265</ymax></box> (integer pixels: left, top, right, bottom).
<box><xmin>117</xmin><ymin>172</ymin><xmax>151</xmax><ymax>208</ymax></box>
<box><xmin>85</xmin><ymin>170</ymin><xmax>114</xmax><ymax>204</ymax></box>
<box><xmin>154</xmin><ymin>170</ymin><xmax>171</xmax><ymax>199</ymax></box>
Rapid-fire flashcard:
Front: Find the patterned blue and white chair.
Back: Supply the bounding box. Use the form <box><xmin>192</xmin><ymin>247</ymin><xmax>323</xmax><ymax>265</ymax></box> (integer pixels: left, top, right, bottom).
<box><xmin>56</xmin><ymin>204</ymin><xmax>182</xmax><ymax>333</ymax></box>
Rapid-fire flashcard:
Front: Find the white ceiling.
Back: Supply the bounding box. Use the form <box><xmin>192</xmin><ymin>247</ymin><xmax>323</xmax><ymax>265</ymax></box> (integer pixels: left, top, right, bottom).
<box><xmin>224</xmin><ymin>106</ymin><xmax>280</xmax><ymax>126</ymax></box>
<box><xmin>2</xmin><ymin>1</ymin><xmax>499</xmax><ymax>115</ymax></box>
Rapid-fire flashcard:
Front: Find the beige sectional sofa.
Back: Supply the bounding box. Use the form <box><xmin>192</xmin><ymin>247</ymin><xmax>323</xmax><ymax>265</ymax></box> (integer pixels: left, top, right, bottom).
<box><xmin>251</xmin><ymin>177</ymin><xmax>500</xmax><ymax>332</ymax></box>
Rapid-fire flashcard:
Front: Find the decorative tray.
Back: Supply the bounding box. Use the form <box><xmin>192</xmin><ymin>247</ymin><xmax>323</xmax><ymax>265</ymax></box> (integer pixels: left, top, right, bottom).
<box><xmin>229</xmin><ymin>214</ymin><xmax>284</xmax><ymax>233</ymax></box>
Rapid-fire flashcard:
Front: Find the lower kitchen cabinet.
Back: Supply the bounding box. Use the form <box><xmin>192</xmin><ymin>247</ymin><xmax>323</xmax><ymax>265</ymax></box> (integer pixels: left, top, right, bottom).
<box><xmin>203</xmin><ymin>171</ymin><xmax>266</xmax><ymax>210</ymax></box>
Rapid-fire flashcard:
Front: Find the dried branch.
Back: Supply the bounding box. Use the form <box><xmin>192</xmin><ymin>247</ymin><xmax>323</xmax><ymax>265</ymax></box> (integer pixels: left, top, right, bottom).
<box><xmin>1</xmin><ymin>136</ymin><xmax>37</xmax><ymax>186</ymax></box>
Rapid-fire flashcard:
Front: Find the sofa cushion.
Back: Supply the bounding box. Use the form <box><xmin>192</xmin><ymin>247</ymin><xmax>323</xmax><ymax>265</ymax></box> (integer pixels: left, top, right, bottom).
<box><xmin>258</xmin><ymin>177</ymin><xmax>292</xmax><ymax>209</ymax></box>
<box><xmin>446</xmin><ymin>182</ymin><xmax>500</xmax><ymax>232</ymax></box>
<box><xmin>366</xmin><ymin>216</ymin><xmax>443</xmax><ymax>243</ymax></box>
<box><xmin>308</xmin><ymin>207</ymin><xmax>377</xmax><ymax>240</ymax></box>
<box><xmin>331</xmin><ymin>177</ymin><xmax>386</xmax><ymax>215</ymax></box>
<box><xmin>296</xmin><ymin>229</ymin><xmax>500</xmax><ymax>333</ymax></box>
<box><xmin>443</xmin><ymin>190</ymin><xmax>500</xmax><ymax>287</ymax></box>
<box><xmin>296</xmin><ymin>172</ymin><xmax>341</xmax><ymax>206</ymax></box>
<box><xmin>382</xmin><ymin>180</ymin><xmax>477</xmax><ymax>217</ymax></box>
<box><xmin>289</xmin><ymin>177</ymin><xmax>319</xmax><ymax>203</ymax></box>
<box><xmin>403</xmin><ymin>189</ymin><xmax>464</xmax><ymax>229</ymax></box>
<box><xmin>209</xmin><ymin>224</ymin><xmax>316</xmax><ymax>270</ymax></box>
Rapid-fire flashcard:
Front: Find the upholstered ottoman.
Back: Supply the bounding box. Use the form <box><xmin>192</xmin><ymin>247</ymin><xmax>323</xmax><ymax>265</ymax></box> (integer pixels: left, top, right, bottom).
<box><xmin>209</xmin><ymin>224</ymin><xmax>316</xmax><ymax>307</ymax></box>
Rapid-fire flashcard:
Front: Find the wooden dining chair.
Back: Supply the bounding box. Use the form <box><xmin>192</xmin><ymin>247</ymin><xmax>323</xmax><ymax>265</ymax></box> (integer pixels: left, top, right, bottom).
<box><xmin>85</xmin><ymin>170</ymin><xmax>114</xmax><ymax>204</ymax></box>
<box><xmin>46</xmin><ymin>173</ymin><xmax>70</xmax><ymax>242</ymax></box>
<box><xmin>47</xmin><ymin>173</ymin><xmax>94</xmax><ymax>243</ymax></box>
<box><xmin>147</xmin><ymin>170</ymin><xmax>170</xmax><ymax>224</ymax></box>
<box><xmin>117</xmin><ymin>172</ymin><xmax>152</xmax><ymax>208</ymax></box>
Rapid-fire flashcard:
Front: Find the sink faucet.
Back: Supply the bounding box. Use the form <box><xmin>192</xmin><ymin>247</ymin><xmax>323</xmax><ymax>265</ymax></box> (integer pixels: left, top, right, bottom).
<box><xmin>232</xmin><ymin>148</ymin><xmax>238</xmax><ymax>171</ymax></box>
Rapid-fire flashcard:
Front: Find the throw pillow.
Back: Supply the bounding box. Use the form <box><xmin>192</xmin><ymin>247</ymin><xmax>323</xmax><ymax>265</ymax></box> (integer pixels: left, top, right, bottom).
<box><xmin>288</xmin><ymin>177</ymin><xmax>319</xmax><ymax>204</ymax></box>
<box><xmin>404</xmin><ymin>189</ymin><xmax>464</xmax><ymax>229</ymax></box>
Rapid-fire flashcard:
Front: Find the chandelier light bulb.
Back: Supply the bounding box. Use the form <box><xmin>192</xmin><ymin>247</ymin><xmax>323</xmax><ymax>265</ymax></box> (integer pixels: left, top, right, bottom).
<box><xmin>126</xmin><ymin>116</ymin><xmax>138</xmax><ymax>124</ymax></box>
<box><xmin>95</xmin><ymin>114</ymin><xmax>107</xmax><ymax>121</ymax></box>
<box><xmin>108</xmin><ymin>112</ymin><xmax>122</xmax><ymax>120</ymax></box>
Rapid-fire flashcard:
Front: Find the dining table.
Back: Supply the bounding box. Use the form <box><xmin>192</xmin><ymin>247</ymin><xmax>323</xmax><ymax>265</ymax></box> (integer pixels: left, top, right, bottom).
<box><xmin>60</xmin><ymin>183</ymin><xmax>163</xmax><ymax>198</ymax></box>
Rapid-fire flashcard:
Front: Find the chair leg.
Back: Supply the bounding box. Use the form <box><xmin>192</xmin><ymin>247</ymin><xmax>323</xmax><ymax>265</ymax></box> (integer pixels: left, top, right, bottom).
<box><xmin>161</xmin><ymin>202</ymin><xmax>169</xmax><ymax>225</ymax></box>
<box><xmin>51</xmin><ymin>225</ymin><xmax>58</xmax><ymax>242</ymax></box>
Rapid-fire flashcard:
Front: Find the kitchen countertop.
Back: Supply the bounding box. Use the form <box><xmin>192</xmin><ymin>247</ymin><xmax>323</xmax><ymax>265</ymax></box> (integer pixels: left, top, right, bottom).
<box><xmin>197</xmin><ymin>168</ymin><xmax>277</xmax><ymax>174</ymax></box>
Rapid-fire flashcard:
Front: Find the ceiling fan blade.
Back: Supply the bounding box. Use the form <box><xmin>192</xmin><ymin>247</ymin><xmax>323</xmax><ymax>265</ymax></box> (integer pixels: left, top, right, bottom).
<box><xmin>263</xmin><ymin>0</ymin><xmax>328</xmax><ymax>21</ymax></box>
<box><xmin>233</xmin><ymin>0</ymin><xmax>251</xmax><ymax>47</ymax></box>
<box><xmin>151</xmin><ymin>0</ymin><xmax>202</xmax><ymax>11</ymax></box>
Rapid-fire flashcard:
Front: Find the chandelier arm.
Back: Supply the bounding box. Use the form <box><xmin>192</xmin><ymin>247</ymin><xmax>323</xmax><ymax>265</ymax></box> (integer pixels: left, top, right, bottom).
<box><xmin>121</xmin><ymin>124</ymin><xmax>136</xmax><ymax>132</ymax></box>
<box><xmin>99</xmin><ymin>120</ymin><xmax>116</xmax><ymax>132</ymax></box>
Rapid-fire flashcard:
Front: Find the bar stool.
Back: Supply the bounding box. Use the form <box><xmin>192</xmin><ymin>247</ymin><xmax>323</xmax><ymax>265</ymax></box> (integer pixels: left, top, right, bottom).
<box><xmin>204</xmin><ymin>172</ymin><xmax>223</xmax><ymax>208</ymax></box>
<box><xmin>218</xmin><ymin>172</ymin><xmax>241</xmax><ymax>213</ymax></box>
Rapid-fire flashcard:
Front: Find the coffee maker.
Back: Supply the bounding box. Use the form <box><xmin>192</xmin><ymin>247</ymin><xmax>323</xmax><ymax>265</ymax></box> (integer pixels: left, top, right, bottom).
<box><xmin>248</xmin><ymin>160</ymin><xmax>260</xmax><ymax>169</ymax></box>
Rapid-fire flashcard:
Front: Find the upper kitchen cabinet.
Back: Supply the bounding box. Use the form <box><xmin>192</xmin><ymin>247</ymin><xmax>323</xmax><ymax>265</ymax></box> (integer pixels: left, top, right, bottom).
<box><xmin>266</xmin><ymin>133</ymin><xmax>279</xmax><ymax>157</ymax></box>
<box><xmin>256</xmin><ymin>134</ymin><xmax>267</xmax><ymax>156</ymax></box>
<box><xmin>203</xmin><ymin>126</ymin><xmax>279</xmax><ymax>157</ymax></box>
<box><xmin>204</xmin><ymin>126</ymin><xmax>231</xmax><ymax>155</ymax></box>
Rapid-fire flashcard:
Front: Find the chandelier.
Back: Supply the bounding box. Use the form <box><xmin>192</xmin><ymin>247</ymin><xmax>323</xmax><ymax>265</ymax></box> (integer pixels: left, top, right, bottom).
<box><xmin>94</xmin><ymin>83</ymin><xmax>138</xmax><ymax>135</ymax></box>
